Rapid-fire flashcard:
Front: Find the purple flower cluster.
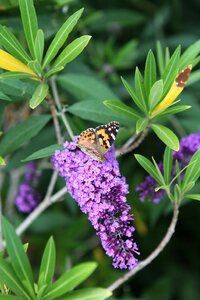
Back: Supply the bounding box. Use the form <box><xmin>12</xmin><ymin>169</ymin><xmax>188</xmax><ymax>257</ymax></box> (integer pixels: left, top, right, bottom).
<box><xmin>16</xmin><ymin>162</ymin><xmax>41</xmax><ymax>213</ymax></box>
<box><xmin>136</xmin><ymin>132</ymin><xmax>200</xmax><ymax>203</ymax></box>
<box><xmin>52</xmin><ymin>138</ymin><xmax>139</xmax><ymax>270</ymax></box>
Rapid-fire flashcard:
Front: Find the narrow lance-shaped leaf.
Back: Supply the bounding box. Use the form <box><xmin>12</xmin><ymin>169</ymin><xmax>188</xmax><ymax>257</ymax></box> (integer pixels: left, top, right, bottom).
<box><xmin>134</xmin><ymin>67</ymin><xmax>148</xmax><ymax>112</ymax></box>
<box><xmin>45</xmin><ymin>65</ymin><xmax>64</xmax><ymax>79</ymax></box>
<box><xmin>43</xmin><ymin>262</ymin><xmax>97</xmax><ymax>299</ymax></box>
<box><xmin>19</xmin><ymin>0</ymin><xmax>38</xmax><ymax>57</ymax></box>
<box><xmin>22</xmin><ymin>144</ymin><xmax>64</xmax><ymax>162</ymax></box>
<box><xmin>151</xmin><ymin>124</ymin><xmax>179</xmax><ymax>151</ymax></box>
<box><xmin>144</xmin><ymin>49</ymin><xmax>157</xmax><ymax>96</ymax></box>
<box><xmin>103</xmin><ymin>100</ymin><xmax>141</xmax><ymax>120</ymax></box>
<box><xmin>2</xmin><ymin>218</ymin><xmax>35</xmax><ymax>298</ymax></box>
<box><xmin>29</xmin><ymin>83</ymin><xmax>49</xmax><ymax>109</ymax></box>
<box><xmin>53</xmin><ymin>35</ymin><xmax>91</xmax><ymax>69</ymax></box>
<box><xmin>182</xmin><ymin>149</ymin><xmax>200</xmax><ymax>188</ymax></box>
<box><xmin>0</xmin><ymin>72</ymin><xmax>34</xmax><ymax>80</ymax></box>
<box><xmin>43</xmin><ymin>8</ymin><xmax>84</xmax><ymax>68</ymax></box>
<box><xmin>34</xmin><ymin>29</ymin><xmax>44</xmax><ymax>64</ymax></box>
<box><xmin>136</xmin><ymin>118</ymin><xmax>148</xmax><ymax>134</ymax></box>
<box><xmin>0</xmin><ymin>25</ymin><xmax>30</xmax><ymax>63</ymax></box>
<box><xmin>0</xmin><ymin>115</ymin><xmax>50</xmax><ymax>156</ymax></box>
<box><xmin>38</xmin><ymin>237</ymin><xmax>56</xmax><ymax>290</ymax></box>
<box><xmin>134</xmin><ymin>154</ymin><xmax>163</xmax><ymax>184</ymax></box>
<box><xmin>148</xmin><ymin>79</ymin><xmax>163</xmax><ymax>110</ymax></box>
<box><xmin>0</xmin><ymin>257</ymin><xmax>32</xmax><ymax>299</ymax></box>
<box><xmin>185</xmin><ymin>194</ymin><xmax>200</xmax><ymax>201</ymax></box>
<box><xmin>179</xmin><ymin>40</ymin><xmax>200</xmax><ymax>70</ymax></box>
<box><xmin>58</xmin><ymin>288</ymin><xmax>112</xmax><ymax>300</ymax></box>
<box><xmin>155</xmin><ymin>105</ymin><xmax>191</xmax><ymax>118</ymax></box>
<box><xmin>162</xmin><ymin>46</ymin><xmax>181</xmax><ymax>96</ymax></box>
<box><xmin>156</xmin><ymin>41</ymin><xmax>164</xmax><ymax>76</ymax></box>
<box><xmin>121</xmin><ymin>76</ymin><xmax>144</xmax><ymax>111</ymax></box>
<box><xmin>163</xmin><ymin>147</ymin><xmax>173</xmax><ymax>183</ymax></box>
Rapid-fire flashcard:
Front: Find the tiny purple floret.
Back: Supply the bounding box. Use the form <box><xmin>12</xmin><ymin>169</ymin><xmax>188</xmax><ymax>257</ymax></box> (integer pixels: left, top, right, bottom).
<box><xmin>51</xmin><ymin>138</ymin><xmax>139</xmax><ymax>270</ymax></box>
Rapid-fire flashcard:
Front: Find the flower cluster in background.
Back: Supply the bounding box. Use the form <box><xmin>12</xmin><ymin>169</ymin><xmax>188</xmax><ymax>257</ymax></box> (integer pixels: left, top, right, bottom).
<box><xmin>136</xmin><ymin>132</ymin><xmax>200</xmax><ymax>203</ymax></box>
<box><xmin>52</xmin><ymin>139</ymin><xmax>139</xmax><ymax>270</ymax></box>
<box><xmin>16</xmin><ymin>161</ymin><xmax>41</xmax><ymax>213</ymax></box>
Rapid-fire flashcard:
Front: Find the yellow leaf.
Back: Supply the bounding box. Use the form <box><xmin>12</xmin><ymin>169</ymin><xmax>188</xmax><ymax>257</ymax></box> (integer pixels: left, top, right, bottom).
<box><xmin>150</xmin><ymin>65</ymin><xmax>192</xmax><ymax>117</ymax></box>
<box><xmin>0</xmin><ymin>49</ymin><xmax>37</xmax><ymax>77</ymax></box>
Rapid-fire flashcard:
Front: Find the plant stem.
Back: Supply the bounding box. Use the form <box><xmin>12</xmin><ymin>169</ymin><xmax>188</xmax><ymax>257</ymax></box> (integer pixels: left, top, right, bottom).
<box><xmin>50</xmin><ymin>76</ymin><xmax>74</xmax><ymax>140</ymax></box>
<box><xmin>116</xmin><ymin>128</ymin><xmax>149</xmax><ymax>158</ymax></box>
<box><xmin>46</xmin><ymin>94</ymin><xmax>63</xmax><ymax>144</ymax></box>
<box><xmin>108</xmin><ymin>201</ymin><xmax>179</xmax><ymax>292</ymax></box>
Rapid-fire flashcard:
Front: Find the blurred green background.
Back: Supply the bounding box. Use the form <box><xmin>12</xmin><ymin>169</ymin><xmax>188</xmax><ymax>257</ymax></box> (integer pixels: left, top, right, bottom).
<box><xmin>0</xmin><ymin>0</ymin><xmax>200</xmax><ymax>299</ymax></box>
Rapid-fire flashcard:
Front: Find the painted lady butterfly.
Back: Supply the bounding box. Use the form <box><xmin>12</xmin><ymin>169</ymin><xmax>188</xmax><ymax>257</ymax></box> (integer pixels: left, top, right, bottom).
<box><xmin>76</xmin><ymin>121</ymin><xmax>119</xmax><ymax>162</ymax></box>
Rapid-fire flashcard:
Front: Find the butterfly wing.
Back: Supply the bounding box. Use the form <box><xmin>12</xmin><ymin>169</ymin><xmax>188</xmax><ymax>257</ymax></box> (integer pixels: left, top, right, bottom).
<box><xmin>95</xmin><ymin>121</ymin><xmax>119</xmax><ymax>157</ymax></box>
<box><xmin>76</xmin><ymin>128</ymin><xmax>103</xmax><ymax>161</ymax></box>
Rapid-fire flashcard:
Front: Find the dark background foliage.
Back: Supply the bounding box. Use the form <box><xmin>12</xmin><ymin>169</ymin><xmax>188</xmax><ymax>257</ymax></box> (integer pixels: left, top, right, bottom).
<box><xmin>0</xmin><ymin>0</ymin><xmax>200</xmax><ymax>299</ymax></box>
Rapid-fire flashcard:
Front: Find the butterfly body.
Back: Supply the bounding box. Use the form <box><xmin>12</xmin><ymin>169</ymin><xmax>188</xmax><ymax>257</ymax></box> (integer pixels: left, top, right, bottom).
<box><xmin>76</xmin><ymin>121</ymin><xmax>119</xmax><ymax>162</ymax></box>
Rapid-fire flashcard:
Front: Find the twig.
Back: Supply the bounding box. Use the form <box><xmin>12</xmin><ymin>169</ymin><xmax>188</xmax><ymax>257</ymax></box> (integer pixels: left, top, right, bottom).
<box><xmin>46</xmin><ymin>94</ymin><xmax>63</xmax><ymax>144</ymax></box>
<box><xmin>108</xmin><ymin>201</ymin><xmax>179</xmax><ymax>292</ymax></box>
<box><xmin>116</xmin><ymin>128</ymin><xmax>149</xmax><ymax>158</ymax></box>
<box><xmin>16</xmin><ymin>186</ymin><xmax>67</xmax><ymax>236</ymax></box>
<box><xmin>50</xmin><ymin>76</ymin><xmax>74</xmax><ymax>140</ymax></box>
<box><xmin>5</xmin><ymin>169</ymin><xmax>23</xmax><ymax>218</ymax></box>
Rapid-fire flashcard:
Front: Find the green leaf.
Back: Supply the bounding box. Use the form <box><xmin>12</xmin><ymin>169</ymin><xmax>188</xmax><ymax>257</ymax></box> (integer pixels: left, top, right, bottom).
<box><xmin>0</xmin><ymin>91</ymin><xmax>11</xmax><ymax>101</ymax></box>
<box><xmin>163</xmin><ymin>147</ymin><xmax>173</xmax><ymax>183</ymax></box>
<box><xmin>185</xmin><ymin>194</ymin><xmax>200</xmax><ymax>201</ymax></box>
<box><xmin>149</xmin><ymin>79</ymin><xmax>163</xmax><ymax>110</ymax></box>
<box><xmin>0</xmin><ymin>258</ymin><xmax>31</xmax><ymax>299</ymax></box>
<box><xmin>165</xmin><ymin>47</ymin><xmax>170</xmax><ymax>65</ymax></box>
<box><xmin>162</xmin><ymin>46</ymin><xmax>181</xmax><ymax>96</ymax></box>
<box><xmin>103</xmin><ymin>100</ymin><xmax>140</xmax><ymax>119</ymax></box>
<box><xmin>0</xmin><ymin>156</ymin><xmax>6</xmax><ymax>165</ymax></box>
<box><xmin>136</xmin><ymin>118</ymin><xmax>148</xmax><ymax>134</ymax></box>
<box><xmin>29</xmin><ymin>83</ymin><xmax>48</xmax><ymax>109</ymax></box>
<box><xmin>112</xmin><ymin>39</ymin><xmax>137</xmax><ymax>69</ymax></box>
<box><xmin>45</xmin><ymin>66</ymin><xmax>64</xmax><ymax>78</ymax></box>
<box><xmin>179</xmin><ymin>40</ymin><xmax>200</xmax><ymax>70</ymax></box>
<box><xmin>38</xmin><ymin>237</ymin><xmax>56</xmax><ymax>290</ymax></box>
<box><xmin>134</xmin><ymin>67</ymin><xmax>147</xmax><ymax>112</ymax></box>
<box><xmin>182</xmin><ymin>150</ymin><xmax>200</xmax><ymax>188</ymax></box>
<box><xmin>121</xmin><ymin>76</ymin><xmax>143</xmax><ymax>111</ymax></box>
<box><xmin>0</xmin><ymin>296</ymin><xmax>24</xmax><ymax>300</ymax></box>
<box><xmin>0</xmin><ymin>72</ymin><xmax>34</xmax><ymax>80</ymax></box>
<box><xmin>43</xmin><ymin>262</ymin><xmax>97</xmax><ymax>299</ymax></box>
<box><xmin>0</xmin><ymin>115</ymin><xmax>50</xmax><ymax>156</ymax></box>
<box><xmin>22</xmin><ymin>144</ymin><xmax>64</xmax><ymax>162</ymax></box>
<box><xmin>28</xmin><ymin>60</ymin><xmax>43</xmax><ymax>76</ymax></box>
<box><xmin>34</xmin><ymin>29</ymin><xmax>44</xmax><ymax>64</ymax></box>
<box><xmin>57</xmin><ymin>73</ymin><xmax>119</xmax><ymax>101</ymax></box>
<box><xmin>58</xmin><ymin>288</ymin><xmax>112</xmax><ymax>300</ymax></box>
<box><xmin>0</xmin><ymin>25</ymin><xmax>30</xmax><ymax>63</ymax></box>
<box><xmin>134</xmin><ymin>154</ymin><xmax>162</xmax><ymax>184</ymax></box>
<box><xmin>2</xmin><ymin>218</ymin><xmax>34</xmax><ymax>298</ymax></box>
<box><xmin>144</xmin><ymin>49</ymin><xmax>157</xmax><ymax>96</ymax></box>
<box><xmin>155</xmin><ymin>105</ymin><xmax>191</xmax><ymax>118</ymax></box>
<box><xmin>19</xmin><ymin>0</ymin><xmax>38</xmax><ymax>57</ymax></box>
<box><xmin>68</xmin><ymin>100</ymin><xmax>134</xmax><ymax>126</ymax></box>
<box><xmin>156</xmin><ymin>41</ymin><xmax>164</xmax><ymax>76</ymax></box>
<box><xmin>43</xmin><ymin>8</ymin><xmax>84</xmax><ymax>68</ymax></box>
<box><xmin>151</xmin><ymin>124</ymin><xmax>180</xmax><ymax>151</ymax></box>
<box><xmin>53</xmin><ymin>35</ymin><xmax>91</xmax><ymax>68</ymax></box>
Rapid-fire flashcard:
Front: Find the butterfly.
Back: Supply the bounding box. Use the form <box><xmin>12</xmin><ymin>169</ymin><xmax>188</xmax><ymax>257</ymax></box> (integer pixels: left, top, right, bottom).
<box><xmin>76</xmin><ymin>121</ymin><xmax>120</xmax><ymax>162</ymax></box>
